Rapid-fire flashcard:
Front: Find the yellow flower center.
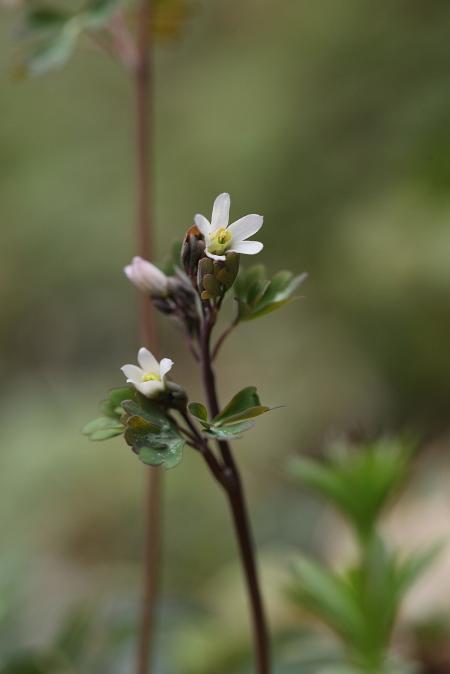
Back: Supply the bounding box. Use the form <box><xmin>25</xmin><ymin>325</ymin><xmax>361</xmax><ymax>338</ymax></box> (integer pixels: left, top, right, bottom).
<box><xmin>208</xmin><ymin>228</ymin><xmax>232</xmax><ymax>255</ymax></box>
<box><xmin>141</xmin><ymin>372</ymin><xmax>161</xmax><ymax>383</ymax></box>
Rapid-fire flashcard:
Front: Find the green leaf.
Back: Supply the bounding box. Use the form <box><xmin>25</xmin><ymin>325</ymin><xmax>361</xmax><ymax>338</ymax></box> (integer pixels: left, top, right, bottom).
<box><xmin>216</xmin><ymin>405</ymin><xmax>274</xmax><ymax>426</ymax></box>
<box><xmin>24</xmin><ymin>20</ymin><xmax>80</xmax><ymax>76</ymax></box>
<box><xmin>188</xmin><ymin>402</ymin><xmax>209</xmax><ymax>426</ymax></box>
<box><xmin>100</xmin><ymin>387</ymin><xmax>136</xmax><ymax>419</ymax></box>
<box><xmin>395</xmin><ymin>542</ymin><xmax>442</xmax><ymax>597</ymax></box>
<box><xmin>290</xmin><ymin>556</ymin><xmax>364</xmax><ymax>645</ymax></box>
<box><xmin>82</xmin><ymin>416</ymin><xmax>124</xmax><ymax>440</ymax></box>
<box><xmin>18</xmin><ymin>7</ymin><xmax>72</xmax><ymax>38</ymax></box>
<box><xmin>82</xmin><ymin>0</ymin><xmax>122</xmax><ymax>28</ymax></box>
<box><xmin>213</xmin><ymin>386</ymin><xmax>260</xmax><ymax>425</ymax></box>
<box><xmin>234</xmin><ymin>265</ymin><xmax>307</xmax><ymax>323</ymax></box>
<box><xmin>122</xmin><ymin>396</ymin><xmax>170</xmax><ymax>428</ymax></box>
<box><xmin>138</xmin><ymin>438</ymin><xmax>185</xmax><ymax>469</ymax></box>
<box><xmin>289</xmin><ymin>438</ymin><xmax>413</xmax><ymax>537</ymax></box>
<box><xmin>207</xmin><ymin>420</ymin><xmax>255</xmax><ymax>440</ymax></box>
<box><xmin>122</xmin><ymin>397</ymin><xmax>185</xmax><ymax>469</ymax></box>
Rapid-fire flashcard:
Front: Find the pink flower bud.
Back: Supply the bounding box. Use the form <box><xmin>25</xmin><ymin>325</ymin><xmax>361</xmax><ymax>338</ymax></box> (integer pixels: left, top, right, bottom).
<box><xmin>124</xmin><ymin>256</ymin><xmax>169</xmax><ymax>297</ymax></box>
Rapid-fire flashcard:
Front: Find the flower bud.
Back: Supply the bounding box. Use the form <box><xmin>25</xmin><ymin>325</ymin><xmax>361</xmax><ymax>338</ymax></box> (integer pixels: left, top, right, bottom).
<box><xmin>181</xmin><ymin>225</ymin><xmax>205</xmax><ymax>278</ymax></box>
<box><xmin>124</xmin><ymin>256</ymin><xmax>169</xmax><ymax>297</ymax></box>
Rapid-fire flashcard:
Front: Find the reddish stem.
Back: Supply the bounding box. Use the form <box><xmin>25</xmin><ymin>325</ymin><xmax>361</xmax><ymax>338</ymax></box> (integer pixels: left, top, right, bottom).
<box><xmin>133</xmin><ymin>1</ymin><xmax>160</xmax><ymax>674</ymax></box>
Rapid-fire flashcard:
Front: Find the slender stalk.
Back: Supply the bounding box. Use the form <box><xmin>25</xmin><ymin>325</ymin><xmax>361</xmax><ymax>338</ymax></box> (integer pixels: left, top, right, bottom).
<box><xmin>133</xmin><ymin>1</ymin><xmax>160</xmax><ymax>673</ymax></box>
<box><xmin>199</xmin><ymin>311</ymin><xmax>271</xmax><ymax>674</ymax></box>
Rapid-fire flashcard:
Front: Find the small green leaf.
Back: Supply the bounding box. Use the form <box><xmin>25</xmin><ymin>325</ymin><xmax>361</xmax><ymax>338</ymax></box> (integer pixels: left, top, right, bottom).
<box><xmin>213</xmin><ymin>386</ymin><xmax>261</xmax><ymax>425</ymax></box>
<box><xmin>82</xmin><ymin>0</ymin><xmax>122</xmax><ymax>28</ymax></box>
<box><xmin>207</xmin><ymin>420</ymin><xmax>255</xmax><ymax>440</ymax></box>
<box><xmin>234</xmin><ymin>266</ymin><xmax>307</xmax><ymax>323</ymax></box>
<box><xmin>100</xmin><ymin>387</ymin><xmax>136</xmax><ymax>419</ymax></box>
<box><xmin>138</xmin><ymin>437</ymin><xmax>185</xmax><ymax>469</ymax></box>
<box><xmin>18</xmin><ymin>7</ymin><xmax>71</xmax><ymax>38</ymax></box>
<box><xmin>188</xmin><ymin>402</ymin><xmax>209</xmax><ymax>425</ymax></box>
<box><xmin>82</xmin><ymin>416</ymin><xmax>124</xmax><ymax>440</ymax></box>
<box><xmin>289</xmin><ymin>556</ymin><xmax>364</xmax><ymax>645</ymax></box>
<box><xmin>122</xmin><ymin>396</ymin><xmax>170</xmax><ymax>429</ymax></box>
<box><xmin>24</xmin><ymin>20</ymin><xmax>80</xmax><ymax>76</ymax></box>
<box><xmin>217</xmin><ymin>405</ymin><xmax>274</xmax><ymax>426</ymax></box>
<box><xmin>396</xmin><ymin>542</ymin><xmax>442</xmax><ymax>597</ymax></box>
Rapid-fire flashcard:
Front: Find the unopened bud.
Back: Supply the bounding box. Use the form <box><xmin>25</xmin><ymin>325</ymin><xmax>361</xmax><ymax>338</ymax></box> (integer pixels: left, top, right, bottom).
<box><xmin>181</xmin><ymin>225</ymin><xmax>205</xmax><ymax>278</ymax></box>
<box><xmin>124</xmin><ymin>257</ymin><xmax>169</xmax><ymax>297</ymax></box>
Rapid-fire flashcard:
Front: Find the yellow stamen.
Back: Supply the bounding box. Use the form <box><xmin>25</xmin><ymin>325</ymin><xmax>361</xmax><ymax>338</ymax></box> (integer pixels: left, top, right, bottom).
<box><xmin>208</xmin><ymin>227</ymin><xmax>232</xmax><ymax>255</ymax></box>
<box><xmin>141</xmin><ymin>372</ymin><xmax>161</xmax><ymax>382</ymax></box>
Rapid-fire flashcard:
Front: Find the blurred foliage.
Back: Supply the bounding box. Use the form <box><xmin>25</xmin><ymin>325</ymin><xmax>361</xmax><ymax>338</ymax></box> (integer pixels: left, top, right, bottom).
<box><xmin>11</xmin><ymin>0</ymin><xmax>193</xmax><ymax>76</ymax></box>
<box><xmin>289</xmin><ymin>439</ymin><xmax>440</xmax><ymax>673</ymax></box>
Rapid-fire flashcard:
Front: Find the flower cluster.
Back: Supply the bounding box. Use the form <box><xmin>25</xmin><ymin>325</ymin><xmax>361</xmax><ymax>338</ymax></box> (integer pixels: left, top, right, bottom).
<box><xmin>84</xmin><ymin>192</ymin><xmax>306</xmax><ymax>470</ymax></box>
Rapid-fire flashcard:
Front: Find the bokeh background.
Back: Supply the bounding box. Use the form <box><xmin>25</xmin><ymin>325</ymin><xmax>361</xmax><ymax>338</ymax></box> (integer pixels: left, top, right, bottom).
<box><xmin>1</xmin><ymin>0</ymin><xmax>450</xmax><ymax>671</ymax></box>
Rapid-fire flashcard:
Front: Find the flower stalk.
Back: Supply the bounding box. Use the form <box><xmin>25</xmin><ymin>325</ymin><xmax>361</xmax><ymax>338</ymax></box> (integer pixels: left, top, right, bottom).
<box><xmin>199</xmin><ymin>305</ymin><xmax>271</xmax><ymax>674</ymax></box>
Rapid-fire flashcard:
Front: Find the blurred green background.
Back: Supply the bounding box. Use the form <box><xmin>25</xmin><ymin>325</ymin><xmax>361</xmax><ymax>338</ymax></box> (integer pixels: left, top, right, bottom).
<box><xmin>1</xmin><ymin>0</ymin><xmax>450</xmax><ymax>671</ymax></box>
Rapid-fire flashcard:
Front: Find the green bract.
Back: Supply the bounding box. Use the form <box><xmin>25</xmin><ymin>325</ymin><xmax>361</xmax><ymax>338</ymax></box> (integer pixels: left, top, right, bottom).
<box><xmin>234</xmin><ymin>264</ymin><xmax>307</xmax><ymax>322</ymax></box>
<box><xmin>188</xmin><ymin>386</ymin><xmax>276</xmax><ymax>440</ymax></box>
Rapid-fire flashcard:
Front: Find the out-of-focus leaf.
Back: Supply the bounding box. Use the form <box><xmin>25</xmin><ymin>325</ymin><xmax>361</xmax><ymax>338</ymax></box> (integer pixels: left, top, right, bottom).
<box><xmin>395</xmin><ymin>542</ymin><xmax>443</xmax><ymax>598</ymax></box>
<box><xmin>289</xmin><ymin>438</ymin><xmax>413</xmax><ymax>538</ymax></box>
<box><xmin>23</xmin><ymin>20</ymin><xmax>80</xmax><ymax>76</ymax></box>
<box><xmin>289</xmin><ymin>556</ymin><xmax>365</xmax><ymax>646</ymax></box>
<box><xmin>18</xmin><ymin>7</ymin><xmax>71</xmax><ymax>38</ymax></box>
<box><xmin>82</xmin><ymin>416</ymin><xmax>124</xmax><ymax>440</ymax></box>
<box><xmin>82</xmin><ymin>0</ymin><xmax>122</xmax><ymax>28</ymax></box>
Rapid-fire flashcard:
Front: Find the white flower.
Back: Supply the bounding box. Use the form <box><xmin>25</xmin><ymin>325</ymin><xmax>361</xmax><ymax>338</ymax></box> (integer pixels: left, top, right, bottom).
<box><xmin>121</xmin><ymin>347</ymin><xmax>174</xmax><ymax>398</ymax></box>
<box><xmin>124</xmin><ymin>256</ymin><xmax>169</xmax><ymax>296</ymax></box>
<box><xmin>194</xmin><ymin>193</ymin><xmax>263</xmax><ymax>261</ymax></box>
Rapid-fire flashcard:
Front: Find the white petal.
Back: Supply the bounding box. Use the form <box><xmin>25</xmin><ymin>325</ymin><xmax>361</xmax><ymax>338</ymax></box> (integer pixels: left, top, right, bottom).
<box><xmin>211</xmin><ymin>193</ymin><xmax>230</xmax><ymax>230</ymax></box>
<box><xmin>205</xmin><ymin>249</ymin><xmax>226</xmax><ymax>261</ymax></box>
<box><xmin>194</xmin><ymin>214</ymin><xmax>211</xmax><ymax>237</ymax></box>
<box><xmin>121</xmin><ymin>364</ymin><xmax>144</xmax><ymax>384</ymax></box>
<box><xmin>228</xmin><ymin>214</ymin><xmax>263</xmax><ymax>242</ymax></box>
<box><xmin>137</xmin><ymin>347</ymin><xmax>159</xmax><ymax>373</ymax></box>
<box><xmin>159</xmin><ymin>358</ymin><xmax>173</xmax><ymax>380</ymax></box>
<box><xmin>135</xmin><ymin>379</ymin><xmax>164</xmax><ymax>398</ymax></box>
<box><xmin>230</xmin><ymin>240</ymin><xmax>263</xmax><ymax>255</ymax></box>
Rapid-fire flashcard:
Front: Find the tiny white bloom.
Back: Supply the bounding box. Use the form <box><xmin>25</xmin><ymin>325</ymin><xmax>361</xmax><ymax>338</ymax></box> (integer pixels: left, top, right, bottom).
<box><xmin>194</xmin><ymin>193</ymin><xmax>263</xmax><ymax>261</ymax></box>
<box><xmin>121</xmin><ymin>347</ymin><xmax>174</xmax><ymax>398</ymax></box>
<box><xmin>124</xmin><ymin>256</ymin><xmax>169</xmax><ymax>296</ymax></box>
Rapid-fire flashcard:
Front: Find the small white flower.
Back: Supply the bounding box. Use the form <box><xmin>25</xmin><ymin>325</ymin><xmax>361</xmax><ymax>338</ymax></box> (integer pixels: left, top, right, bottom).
<box><xmin>124</xmin><ymin>256</ymin><xmax>169</xmax><ymax>296</ymax></box>
<box><xmin>121</xmin><ymin>347</ymin><xmax>174</xmax><ymax>398</ymax></box>
<box><xmin>194</xmin><ymin>193</ymin><xmax>263</xmax><ymax>261</ymax></box>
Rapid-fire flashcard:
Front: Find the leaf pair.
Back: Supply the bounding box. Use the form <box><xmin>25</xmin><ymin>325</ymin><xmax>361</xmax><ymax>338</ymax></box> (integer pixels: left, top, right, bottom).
<box><xmin>234</xmin><ymin>265</ymin><xmax>307</xmax><ymax>322</ymax></box>
<box><xmin>189</xmin><ymin>386</ymin><xmax>275</xmax><ymax>440</ymax></box>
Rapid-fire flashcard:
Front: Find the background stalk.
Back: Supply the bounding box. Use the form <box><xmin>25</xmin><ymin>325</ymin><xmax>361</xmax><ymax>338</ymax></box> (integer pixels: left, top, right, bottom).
<box><xmin>133</xmin><ymin>1</ymin><xmax>160</xmax><ymax>673</ymax></box>
<box><xmin>200</xmin><ymin>312</ymin><xmax>271</xmax><ymax>674</ymax></box>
